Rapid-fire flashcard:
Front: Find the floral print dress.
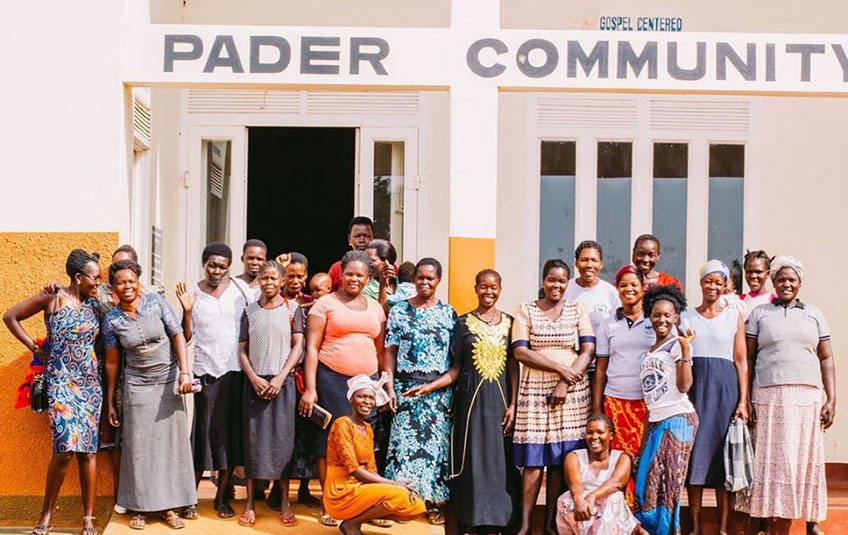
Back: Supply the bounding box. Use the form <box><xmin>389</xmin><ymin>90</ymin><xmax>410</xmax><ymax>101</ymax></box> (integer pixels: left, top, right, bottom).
<box><xmin>384</xmin><ymin>300</ymin><xmax>457</xmax><ymax>503</ymax></box>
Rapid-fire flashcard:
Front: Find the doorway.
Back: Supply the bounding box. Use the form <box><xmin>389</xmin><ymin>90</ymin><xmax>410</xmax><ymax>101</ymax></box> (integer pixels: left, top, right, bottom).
<box><xmin>247</xmin><ymin>127</ymin><xmax>356</xmax><ymax>275</ymax></box>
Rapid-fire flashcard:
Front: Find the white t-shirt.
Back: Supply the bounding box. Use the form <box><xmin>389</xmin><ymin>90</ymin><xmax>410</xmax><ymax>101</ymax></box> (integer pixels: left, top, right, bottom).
<box><xmin>191</xmin><ymin>279</ymin><xmax>251</xmax><ymax>378</ymax></box>
<box><xmin>639</xmin><ymin>338</ymin><xmax>695</xmax><ymax>422</ymax></box>
<box><xmin>742</xmin><ymin>291</ymin><xmax>773</xmax><ymax>312</ymax></box>
<box><xmin>565</xmin><ymin>278</ymin><xmax>621</xmax><ymax>334</ymax></box>
<box><xmin>232</xmin><ymin>277</ymin><xmax>261</xmax><ymax>304</ymax></box>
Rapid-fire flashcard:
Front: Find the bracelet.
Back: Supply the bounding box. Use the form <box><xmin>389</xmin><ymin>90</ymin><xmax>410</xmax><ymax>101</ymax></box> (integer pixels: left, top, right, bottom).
<box><xmin>179</xmin><ymin>371</ymin><xmax>192</xmax><ymax>377</ymax></box>
<box><xmin>679</xmin><ymin>358</ymin><xmax>692</xmax><ymax>364</ymax></box>
<box><xmin>737</xmin><ymin>402</ymin><xmax>747</xmax><ymax>408</ymax></box>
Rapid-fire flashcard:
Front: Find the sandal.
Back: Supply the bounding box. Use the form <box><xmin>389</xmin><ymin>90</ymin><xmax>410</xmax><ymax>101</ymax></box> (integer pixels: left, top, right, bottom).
<box><xmin>320</xmin><ymin>510</ymin><xmax>339</xmax><ymax>526</ymax></box>
<box><xmin>82</xmin><ymin>515</ymin><xmax>98</xmax><ymax>535</ymax></box>
<box><xmin>237</xmin><ymin>510</ymin><xmax>256</xmax><ymax>527</ymax></box>
<box><xmin>32</xmin><ymin>525</ymin><xmax>53</xmax><ymax>535</ymax></box>
<box><xmin>180</xmin><ymin>505</ymin><xmax>198</xmax><ymax>520</ymax></box>
<box><xmin>129</xmin><ymin>514</ymin><xmax>147</xmax><ymax>530</ymax></box>
<box><xmin>426</xmin><ymin>508</ymin><xmax>446</xmax><ymax>525</ymax></box>
<box><xmin>370</xmin><ymin>518</ymin><xmax>394</xmax><ymax>527</ymax></box>
<box><xmin>214</xmin><ymin>499</ymin><xmax>235</xmax><ymax>518</ymax></box>
<box><xmin>161</xmin><ymin>511</ymin><xmax>184</xmax><ymax>530</ymax></box>
<box><xmin>279</xmin><ymin>511</ymin><xmax>298</xmax><ymax>528</ymax></box>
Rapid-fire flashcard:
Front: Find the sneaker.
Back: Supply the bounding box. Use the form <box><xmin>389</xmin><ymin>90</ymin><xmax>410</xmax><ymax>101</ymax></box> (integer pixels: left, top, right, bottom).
<box><xmin>114</xmin><ymin>504</ymin><xmax>128</xmax><ymax>514</ymax></box>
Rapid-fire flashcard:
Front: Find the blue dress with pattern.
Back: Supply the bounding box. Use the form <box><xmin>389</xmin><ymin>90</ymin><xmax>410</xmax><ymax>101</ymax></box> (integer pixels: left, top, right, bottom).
<box><xmin>384</xmin><ymin>300</ymin><xmax>457</xmax><ymax>503</ymax></box>
<box><xmin>45</xmin><ymin>294</ymin><xmax>102</xmax><ymax>453</ymax></box>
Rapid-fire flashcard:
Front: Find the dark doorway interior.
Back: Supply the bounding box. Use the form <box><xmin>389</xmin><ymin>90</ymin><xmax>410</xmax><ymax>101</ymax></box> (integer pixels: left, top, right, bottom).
<box><xmin>247</xmin><ymin>127</ymin><xmax>356</xmax><ymax>276</ymax></box>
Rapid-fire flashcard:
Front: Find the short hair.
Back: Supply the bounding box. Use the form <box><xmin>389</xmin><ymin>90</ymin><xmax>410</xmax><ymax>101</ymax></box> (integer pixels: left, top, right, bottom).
<box><xmin>202</xmin><ymin>242</ymin><xmax>233</xmax><ymax>264</ymax></box>
<box><xmin>729</xmin><ymin>259</ymin><xmax>743</xmax><ymax>295</ymax></box>
<box><xmin>475</xmin><ymin>268</ymin><xmax>502</xmax><ymax>286</ymax></box>
<box><xmin>542</xmin><ymin>258</ymin><xmax>570</xmax><ymax>280</ymax></box>
<box><xmin>112</xmin><ymin>244</ymin><xmax>139</xmax><ymax>262</ymax></box>
<box><xmin>65</xmin><ymin>249</ymin><xmax>100</xmax><ymax>278</ymax></box>
<box><xmin>259</xmin><ymin>259</ymin><xmax>284</xmax><ymax>277</ymax></box>
<box><xmin>341</xmin><ymin>250</ymin><xmax>373</xmax><ymax>276</ymax></box>
<box><xmin>575</xmin><ymin>240</ymin><xmax>603</xmax><ymax>261</ymax></box>
<box><xmin>634</xmin><ymin>233</ymin><xmax>661</xmax><ymax>253</ymax></box>
<box><xmin>397</xmin><ymin>261</ymin><xmax>416</xmax><ymax>283</ymax></box>
<box><xmin>587</xmin><ymin>413</ymin><xmax>615</xmax><ymax>434</ymax></box>
<box><xmin>348</xmin><ymin>216</ymin><xmax>374</xmax><ymax>233</ymax></box>
<box><xmin>743</xmin><ymin>249</ymin><xmax>772</xmax><ymax>270</ymax></box>
<box><xmin>643</xmin><ymin>284</ymin><xmax>687</xmax><ymax>315</ymax></box>
<box><xmin>109</xmin><ymin>259</ymin><xmax>142</xmax><ymax>284</ymax></box>
<box><xmin>242</xmin><ymin>239</ymin><xmax>267</xmax><ymax>253</ymax></box>
<box><xmin>366</xmin><ymin>239</ymin><xmax>397</xmax><ymax>265</ymax></box>
<box><xmin>415</xmin><ymin>257</ymin><xmax>443</xmax><ymax>279</ymax></box>
<box><xmin>288</xmin><ymin>252</ymin><xmax>308</xmax><ymax>267</ymax></box>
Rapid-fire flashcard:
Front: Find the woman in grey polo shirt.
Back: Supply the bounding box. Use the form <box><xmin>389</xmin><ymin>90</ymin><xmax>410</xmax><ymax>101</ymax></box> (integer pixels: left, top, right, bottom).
<box><xmin>746</xmin><ymin>255</ymin><xmax>836</xmax><ymax>535</ymax></box>
<box><xmin>592</xmin><ymin>265</ymin><xmax>654</xmax><ymax>508</ymax></box>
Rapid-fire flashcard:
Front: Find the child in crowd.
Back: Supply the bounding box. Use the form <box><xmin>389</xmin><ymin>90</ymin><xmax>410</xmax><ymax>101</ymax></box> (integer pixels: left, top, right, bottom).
<box><xmin>238</xmin><ymin>260</ymin><xmax>302</xmax><ymax>527</ymax></box>
<box><xmin>396</xmin><ymin>261</ymin><xmax>416</xmax><ymax>296</ymax></box>
<box><xmin>282</xmin><ymin>271</ymin><xmax>333</xmax><ymax>509</ymax></box>
<box><xmin>718</xmin><ymin>259</ymin><xmax>749</xmax><ymax>320</ymax></box>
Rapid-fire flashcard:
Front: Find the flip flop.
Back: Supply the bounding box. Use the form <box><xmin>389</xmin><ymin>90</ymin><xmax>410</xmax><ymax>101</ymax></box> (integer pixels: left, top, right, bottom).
<box><xmin>32</xmin><ymin>526</ymin><xmax>52</xmax><ymax>535</ymax></box>
<box><xmin>320</xmin><ymin>511</ymin><xmax>339</xmax><ymax>526</ymax></box>
<box><xmin>426</xmin><ymin>509</ymin><xmax>446</xmax><ymax>525</ymax></box>
<box><xmin>370</xmin><ymin>518</ymin><xmax>393</xmax><ymax>527</ymax></box>
<box><xmin>214</xmin><ymin>499</ymin><xmax>235</xmax><ymax>519</ymax></box>
<box><xmin>279</xmin><ymin>511</ymin><xmax>298</xmax><ymax>528</ymax></box>
<box><xmin>237</xmin><ymin>510</ymin><xmax>256</xmax><ymax>527</ymax></box>
<box><xmin>180</xmin><ymin>505</ymin><xmax>198</xmax><ymax>520</ymax></box>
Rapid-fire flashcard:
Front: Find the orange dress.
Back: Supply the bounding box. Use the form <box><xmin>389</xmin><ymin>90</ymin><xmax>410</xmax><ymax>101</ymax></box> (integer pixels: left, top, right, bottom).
<box><xmin>324</xmin><ymin>417</ymin><xmax>426</xmax><ymax>520</ymax></box>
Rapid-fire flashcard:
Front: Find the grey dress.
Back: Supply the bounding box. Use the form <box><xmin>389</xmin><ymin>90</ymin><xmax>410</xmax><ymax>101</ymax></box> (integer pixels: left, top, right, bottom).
<box><xmin>102</xmin><ymin>293</ymin><xmax>197</xmax><ymax>512</ymax></box>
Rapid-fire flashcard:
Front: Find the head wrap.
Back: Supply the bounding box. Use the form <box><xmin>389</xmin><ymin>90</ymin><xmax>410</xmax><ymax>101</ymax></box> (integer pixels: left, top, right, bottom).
<box><xmin>770</xmin><ymin>255</ymin><xmax>803</xmax><ymax>281</ymax></box>
<box><xmin>699</xmin><ymin>259</ymin><xmax>729</xmax><ymax>281</ymax></box>
<box><xmin>346</xmin><ymin>372</ymin><xmax>391</xmax><ymax>407</ymax></box>
<box><xmin>615</xmin><ymin>265</ymin><xmax>643</xmax><ymax>286</ymax></box>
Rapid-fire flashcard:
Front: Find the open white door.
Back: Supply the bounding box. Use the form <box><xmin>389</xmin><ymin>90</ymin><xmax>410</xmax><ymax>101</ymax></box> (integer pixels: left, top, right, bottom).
<box><xmin>358</xmin><ymin>127</ymin><xmax>419</xmax><ymax>262</ymax></box>
<box><xmin>185</xmin><ymin>126</ymin><xmax>247</xmax><ymax>279</ymax></box>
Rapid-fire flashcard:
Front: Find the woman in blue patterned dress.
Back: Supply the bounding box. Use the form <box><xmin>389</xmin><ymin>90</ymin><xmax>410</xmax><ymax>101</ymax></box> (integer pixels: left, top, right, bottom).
<box><xmin>383</xmin><ymin>257</ymin><xmax>457</xmax><ymax>525</ymax></box>
<box><xmin>4</xmin><ymin>249</ymin><xmax>104</xmax><ymax>535</ymax></box>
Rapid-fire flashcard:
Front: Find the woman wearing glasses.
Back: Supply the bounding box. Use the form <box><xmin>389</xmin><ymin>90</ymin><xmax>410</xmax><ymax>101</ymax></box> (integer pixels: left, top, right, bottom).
<box><xmin>3</xmin><ymin>249</ymin><xmax>104</xmax><ymax>535</ymax></box>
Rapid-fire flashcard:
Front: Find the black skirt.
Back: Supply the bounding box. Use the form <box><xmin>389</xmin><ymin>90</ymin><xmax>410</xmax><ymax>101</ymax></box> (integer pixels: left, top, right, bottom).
<box><xmin>192</xmin><ymin>370</ymin><xmax>244</xmax><ymax>471</ymax></box>
<box><xmin>314</xmin><ymin>363</ymin><xmax>378</xmax><ymax>456</ymax></box>
<box><xmin>242</xmin><ymin>374</ymin><xmax>295</xmax><ymax>480</ymax></box>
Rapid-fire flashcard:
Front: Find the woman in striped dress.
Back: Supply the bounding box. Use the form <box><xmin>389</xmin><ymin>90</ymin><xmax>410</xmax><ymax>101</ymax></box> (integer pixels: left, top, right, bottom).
<box><xmin>512</xmin><ymin>259</ymin><xmax>595</xmax><ymax>535</ymax></box>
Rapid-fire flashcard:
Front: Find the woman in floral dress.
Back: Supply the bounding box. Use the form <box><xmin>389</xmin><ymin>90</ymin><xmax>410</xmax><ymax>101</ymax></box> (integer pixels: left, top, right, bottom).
<box><xmin>383</xmin><ymin>257</ymin><xmax>457</xmax><ymax>525</ymax></box>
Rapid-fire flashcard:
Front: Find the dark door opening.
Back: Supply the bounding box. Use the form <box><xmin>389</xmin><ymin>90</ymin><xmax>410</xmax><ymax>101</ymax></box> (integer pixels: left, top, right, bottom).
<box><xmin>247</xmin><ymin>127</ymin><xmax>356</xmax><ymax>276</ymax></box>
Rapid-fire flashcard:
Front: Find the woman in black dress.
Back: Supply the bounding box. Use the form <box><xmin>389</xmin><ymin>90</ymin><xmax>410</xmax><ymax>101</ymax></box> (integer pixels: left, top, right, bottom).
<box><xmin>405</xmin><ymin>269</ymin><xmax>520</xmax><ymax>534</ymax></box>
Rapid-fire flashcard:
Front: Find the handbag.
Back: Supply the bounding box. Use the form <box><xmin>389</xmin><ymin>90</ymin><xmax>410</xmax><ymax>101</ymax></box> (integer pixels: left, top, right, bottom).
<box><xmin>30</xmin><ymin>373</ymin><xmax>48</xmax><ymax>413</ymax></box>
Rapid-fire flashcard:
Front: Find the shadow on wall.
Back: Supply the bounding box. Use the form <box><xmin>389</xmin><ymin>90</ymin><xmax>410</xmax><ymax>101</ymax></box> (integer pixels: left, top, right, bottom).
<box><xmin>0</xmin><ymin>233</ymin><xmax>118</xmax><ymax>528</ymax></box>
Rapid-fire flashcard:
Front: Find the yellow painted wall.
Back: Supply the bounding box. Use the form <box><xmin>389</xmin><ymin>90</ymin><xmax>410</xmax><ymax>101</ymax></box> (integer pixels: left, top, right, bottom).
<box><xmin>0</xmin><ymin>232</ymin><xmax>118</xmax><ymax>526</ymax></box>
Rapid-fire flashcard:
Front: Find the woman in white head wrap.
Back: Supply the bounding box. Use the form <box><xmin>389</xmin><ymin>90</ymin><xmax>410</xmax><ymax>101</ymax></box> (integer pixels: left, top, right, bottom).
<box><xmin>746</xmin><ymin>255</ymin><xmax>836</xmax><ymax>535</ymax></box>
<box><xmin>322</xmin><ymin>372</ymin><xmax>425</xmax><ymax>534</ymax></box>
<box><xmin>679</xmin><ymin>260</ymin><xmax>749</xmax><ymax>535</ymax></box>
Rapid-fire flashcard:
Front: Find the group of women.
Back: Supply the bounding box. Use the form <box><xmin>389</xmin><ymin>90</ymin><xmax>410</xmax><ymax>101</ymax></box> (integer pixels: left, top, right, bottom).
<box><xmin>3</xmin><ymin>224</ymin><xmax>837</xmax><ymax>535</ymax></box>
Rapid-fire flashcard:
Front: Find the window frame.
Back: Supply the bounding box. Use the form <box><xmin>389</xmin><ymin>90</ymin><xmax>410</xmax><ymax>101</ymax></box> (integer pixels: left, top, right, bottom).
<box><xmin>532</xmin><ymin>93</ymin><xmax>760</xmax><ymax>296</ymax></box>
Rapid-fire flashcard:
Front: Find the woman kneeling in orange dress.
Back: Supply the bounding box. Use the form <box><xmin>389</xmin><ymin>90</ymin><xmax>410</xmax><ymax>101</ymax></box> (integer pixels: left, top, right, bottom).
<box><xmin>324</xmin><ymin>373</ymin><xmax>426</xmax><ymax>535</ymax></box>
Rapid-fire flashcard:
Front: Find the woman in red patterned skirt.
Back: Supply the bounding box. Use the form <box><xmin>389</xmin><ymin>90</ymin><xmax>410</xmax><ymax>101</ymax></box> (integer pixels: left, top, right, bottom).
<box><xmin>592</xmin><ymin>266</ymin><xmax>653</xmax><ymax>507</ymax></box>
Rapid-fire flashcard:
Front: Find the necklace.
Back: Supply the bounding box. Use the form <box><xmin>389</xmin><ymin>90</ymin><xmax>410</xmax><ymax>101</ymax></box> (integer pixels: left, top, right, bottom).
<box><xmin>474</xmin><ymin>309</ymin><xmax>499</xmax><ymax>325</ymax></box>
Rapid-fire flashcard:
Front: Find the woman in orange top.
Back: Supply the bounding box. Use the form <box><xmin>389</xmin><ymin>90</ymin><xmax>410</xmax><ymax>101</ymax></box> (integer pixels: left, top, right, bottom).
<box><xmin>324</xmin><ymin>373</ymin><xmax>425</xmax><ymax>535</ymax></box>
